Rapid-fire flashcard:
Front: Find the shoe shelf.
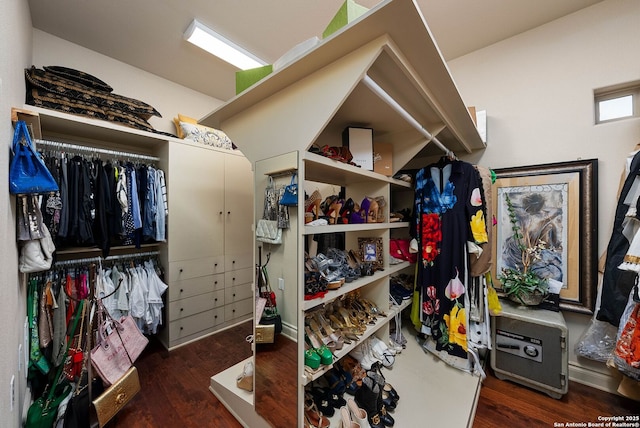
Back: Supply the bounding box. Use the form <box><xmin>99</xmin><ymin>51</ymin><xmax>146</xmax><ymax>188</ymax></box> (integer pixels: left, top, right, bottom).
<box><xmin>304</xmin><ymin>261</ymin><xmax>411</xmax><ymax>312</ymax></box>
<box><xmin>302</xmin><ymin>307</ymin><xmax>395</xmax><ymax>386</ymax></box>
<box><xmin>303</xmin><ymin>152</ymin><xmax>412</xmax><ymax>189</ymax></box>
<box><xmin>304</xmin><ymin>221</ymin><xmax>409</xmax><ymax>235</ymax></box>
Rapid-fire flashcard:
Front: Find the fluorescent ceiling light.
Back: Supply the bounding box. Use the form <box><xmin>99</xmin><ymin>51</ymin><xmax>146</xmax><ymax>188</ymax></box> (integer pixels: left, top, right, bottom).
<box><xmin>184</xmin><ymin>19</ymin><xmax>266</xmax><ymax>70</ymax></box>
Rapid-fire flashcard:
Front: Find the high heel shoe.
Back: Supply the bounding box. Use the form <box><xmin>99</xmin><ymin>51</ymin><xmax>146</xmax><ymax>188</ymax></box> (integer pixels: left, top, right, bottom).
<box><xmin>308</xmin><ymin>317</ymin><xmax>342</xmax><ymax>351</ymax></box>
<box><xmin>348</xmin><ymin>398</ymin><xmax>370</xmax><ymax>428</ymax></box>
<box><xmin>305</xmin><ymin>190</ymin><xmax>322</xmax><ymax>222</ymax></box>
<box><xmin>236</xmin><ymin>361</ymin><xmax>254</xmax><ymax>392</ymax></box>
<box><xmin>316</xmin><ymin>312</ymin><xmax>350</xmax><ymax>345</ymax></box>
<box><xmin>373</xmin><ymin>196</ymin><xmax>386</xmax><ymax>222</ymax></box>
<box><xmin>327</xmin><ymin>200</ymin><xmax>343</xmax><ymax>224</ymax></box>
<box><xmin>366</xmin><ymin>197</ymin><xmax>379</xmax><ymax>223</ymax></box>
<box><xmin>305</xmin><ymin>394</ymin><xmax>331</xmax><ymax>428</ymax></box>
<box><xmin>339</xmin><ymin>198</ymin><xmax>355</xmax><ymax>224</ymax></box>
<box><xmin>341</xmin><ymin>405</ymin><xmax>362</xmax><ymax>428</ymax></box>
<box><xmin>305</xmin><ymin>326</ymin><xmax>334</xmax><ymax>365</ymax></box>
<box><xmin>305</xmin><ymin>341</ymin><xmax>322</xmax><ymax>370</ymax></box>
<box><xmin>329</xmin><ymin>314</ymin><xmax>361</xmax><ymax>341</ymax></box>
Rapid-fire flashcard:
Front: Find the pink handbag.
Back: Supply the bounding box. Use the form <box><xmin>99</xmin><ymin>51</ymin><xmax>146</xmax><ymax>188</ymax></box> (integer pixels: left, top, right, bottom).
<box><xmin>90</xmin><ymin>304</ymin><xmax>148</xmax><ymax>385</ymax></box>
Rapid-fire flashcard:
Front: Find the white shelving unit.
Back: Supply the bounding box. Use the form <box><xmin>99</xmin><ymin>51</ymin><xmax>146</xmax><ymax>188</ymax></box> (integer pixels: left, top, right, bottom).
<box><xmin>201</xmin><ymin>0</ymin><xmax>486</xmax><ymax>426</ymax></box>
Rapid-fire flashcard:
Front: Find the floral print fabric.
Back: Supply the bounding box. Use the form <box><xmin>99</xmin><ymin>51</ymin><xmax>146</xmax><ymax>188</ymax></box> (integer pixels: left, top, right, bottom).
<box><xmin>414</xmin><ymin>160</ymin><xmax>488</xmax><ymax>361</ymax></box>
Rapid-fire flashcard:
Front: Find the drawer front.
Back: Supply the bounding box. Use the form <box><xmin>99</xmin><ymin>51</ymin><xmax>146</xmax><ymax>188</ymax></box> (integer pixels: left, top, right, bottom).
<box><xmin>224</xmin><ymin>267</ymin><xmax>253</xmax><ymax>288</ymax></box>
<box><xmin>225</xmin><ymin>283</ymin><xmax>253</xmax><ymax>303</ymax></box>
<box><xmin>169</xmin><ymin>290</ymin><xmax>225</xmax><ymax>320</ymax></box>
<box><xmin>224</xmin><ymin>252</ymin><xmax>253</xmax><ymax>271</ymax></box>
<box><xmin>169</xmin><ymin>307</ymin><xmax>225</xmax><ymax>339</ymax></box>
<box><xmin>169</xmin><ymin>273</ymin><xmax>225</xmax><ymax>302</ymax></box>
<box><xmin>168</xmin><ymin>255</ymin><xmax>225</xmax><ymax>282</ymax></box>
<box><xmin>224</xmin><ymin>297</ymin><xmax>253</xmax><ymax>322</ymax></box>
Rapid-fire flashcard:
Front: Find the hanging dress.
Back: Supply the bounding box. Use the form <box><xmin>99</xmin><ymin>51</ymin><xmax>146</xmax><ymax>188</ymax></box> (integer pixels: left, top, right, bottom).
<box><xmin>414</xmin><ymin>160</ymin><xmax>488</xmax><ymax>368</ymax></box>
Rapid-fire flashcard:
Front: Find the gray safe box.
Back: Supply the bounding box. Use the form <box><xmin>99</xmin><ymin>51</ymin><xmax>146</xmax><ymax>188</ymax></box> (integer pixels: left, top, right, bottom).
<box><xmin>491</xmin><ymin>299</ymin><xmax>568</xmax><ymax>398</ymax></box>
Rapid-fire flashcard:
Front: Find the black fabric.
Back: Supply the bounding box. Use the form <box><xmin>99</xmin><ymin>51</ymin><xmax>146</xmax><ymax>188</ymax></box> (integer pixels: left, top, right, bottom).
<box><xmin>44</xmin><ymin>65</ymin><xmax>113</xmax><ymax>93</ymax></box>
<box><xmin>26</xmin><ymin>67</ymin><xmax>161</xmax><ymax>119</ymax></box>
<box><xmin>597</xmin><ymin>150</ymin><xmax>640</xmax><ymax>326</ymax></box>
<box><xmin>63</xmin><ymin>375</ymin><xmax>103</xmax><ymax>428</ymax></box>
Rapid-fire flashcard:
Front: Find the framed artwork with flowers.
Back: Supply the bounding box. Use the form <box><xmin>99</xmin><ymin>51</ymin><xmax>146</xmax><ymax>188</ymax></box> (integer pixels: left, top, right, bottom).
<box><xmin>491</xmin><ymin>159</ymin><xmax>598</xmax><ymax>314</ymax></box>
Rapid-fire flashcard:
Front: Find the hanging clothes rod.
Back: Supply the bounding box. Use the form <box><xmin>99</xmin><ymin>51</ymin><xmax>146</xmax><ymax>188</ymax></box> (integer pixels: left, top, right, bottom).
<box><xmin>35</xmin><ymin>138</ymin><xmax>160</xmax><ymax>162</ymax></box>
<box><xmin>54</xmin><ymin>250</ymin><xmax>160</xmax><ymax>267</ymax></box>
<box><xmin>361</xmin><ymin>75</ymin><xmax>454</xmax><ymax>158</ymax></box>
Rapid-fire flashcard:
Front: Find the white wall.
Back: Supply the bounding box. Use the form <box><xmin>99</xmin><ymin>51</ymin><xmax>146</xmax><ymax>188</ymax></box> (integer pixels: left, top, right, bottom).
<box><xmin>0</xmin><ymin>1</ymin><xmax>34</xmax><ymax>426</ymax></box>
<box><xmin>32</xmin><ymin>29</ymin><xmax>224</xmax><ymax>134</ymax></box>
<box><xmin>448</xmin><ymin>0</ymin><xmax>640</xmax><ymax>392</ymax></box>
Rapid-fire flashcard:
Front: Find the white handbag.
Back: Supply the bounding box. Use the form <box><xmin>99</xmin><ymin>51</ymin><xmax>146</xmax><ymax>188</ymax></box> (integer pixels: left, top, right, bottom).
<box><xmin>19</xmin><ymin>223</ymin><xmax>55</xmax><ymax>273</ymax></box>
<box><xmin>256</xmin><ymin>219</ymin><xmax>282</xmax><ymax>245</ymax></box>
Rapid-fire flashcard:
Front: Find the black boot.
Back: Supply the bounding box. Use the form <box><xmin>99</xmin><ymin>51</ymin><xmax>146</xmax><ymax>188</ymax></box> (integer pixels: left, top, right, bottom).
<box><xmin>366</xmin><ymin>370</ymin><xmax>398</xmax><ymax>411</ymax></box>
<box><xmin>369</xmin><ymin>363</ymin><xmax>400</xmax><ymax>401</ymax></box>
<box><xmin>355</xmin><ymin>377</ymin><xmax>385</xmax><ymax>428</ymax></box>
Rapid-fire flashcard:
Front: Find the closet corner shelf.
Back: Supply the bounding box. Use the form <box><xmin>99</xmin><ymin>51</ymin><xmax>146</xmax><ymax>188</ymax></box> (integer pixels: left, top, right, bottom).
<box><xmin>303</xmin><ymin>261</ymin><xmax>410</xmax><ymax>312</ymax></box>
<box><xmin>303</xmin><ymin>152</ymin><xmax>412</xmax><ymax>188</ymax></box>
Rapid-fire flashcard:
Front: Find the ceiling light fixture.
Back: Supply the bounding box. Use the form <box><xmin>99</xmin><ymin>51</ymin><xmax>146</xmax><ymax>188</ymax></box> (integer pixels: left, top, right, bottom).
<box><xmin>184</xmin><ymin>19</ymin><xmax>266</xmax><ymax>70</ymax></box>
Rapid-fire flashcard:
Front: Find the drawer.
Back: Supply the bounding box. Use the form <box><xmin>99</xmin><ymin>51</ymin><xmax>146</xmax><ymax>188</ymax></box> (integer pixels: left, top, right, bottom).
<box><xmin>224</xmin><ymin>297</ymin><xmax>253</xmax><ymax>322</ymax></box>
<box><xmin>169</xmin><ymin>307</ymin><xmax>225</xmax><ymax>339</ymax></box>
<box><xmin>169</xmin><ymin>290</ymin><xmax>225</xmax><ymax>320</ymax></box>
<box><xmin>224</xmin><ymin>267</ymin><xmax>253</xmax><ymax>288</ymax></box>
<box><xmin>168</xmin><ymin>273</ymin><xmax>225</xmax><ymax>302</ymax></box>
<box><xmin>225</xmin><ymin>283</ymin><xmax>253</xmax><ymax>303</ymax></box>
<box><xmin>168</xmin><ymin>255</ymin><xmax>225</xmax><ymax>282</ymax></box>
<box><xmin>224</xmin><ymin>252</ymin><xmax>253</xmax><ymax>271</ymax></box>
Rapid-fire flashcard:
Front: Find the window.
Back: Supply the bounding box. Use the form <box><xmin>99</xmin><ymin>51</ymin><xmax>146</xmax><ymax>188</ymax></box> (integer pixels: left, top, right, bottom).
<box><xmin>594</xmin><ymin>81</ymin><xmax>640</xmax><ymax>124</ymax></box>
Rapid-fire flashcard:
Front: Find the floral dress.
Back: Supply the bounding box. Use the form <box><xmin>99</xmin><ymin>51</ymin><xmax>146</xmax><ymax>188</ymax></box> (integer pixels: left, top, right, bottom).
<box><xmin>414</xmin><ymin>160</ymin><xmax>488</xmax><ymax>364</ymax></box>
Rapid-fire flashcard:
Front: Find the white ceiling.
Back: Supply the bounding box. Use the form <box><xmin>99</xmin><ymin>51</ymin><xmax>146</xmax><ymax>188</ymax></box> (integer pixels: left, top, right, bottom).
<box><xmin>27</xmin><ymin>0</ymin><xmax>602</xmax><ymax>102</ymax></box>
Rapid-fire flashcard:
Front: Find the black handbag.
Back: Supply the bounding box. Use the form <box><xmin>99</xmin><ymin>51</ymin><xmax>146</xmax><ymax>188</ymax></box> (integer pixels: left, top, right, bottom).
<box><xmin>9</xmin><ymin>120</ymin><xmax>59</xmax><ymax>195</ymax></box>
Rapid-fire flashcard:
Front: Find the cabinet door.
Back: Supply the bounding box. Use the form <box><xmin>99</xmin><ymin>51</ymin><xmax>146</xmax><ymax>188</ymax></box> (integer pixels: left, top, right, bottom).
<box><xmin>224</xmin><ymin>154</ymin><xmax>254</xmax><ymax>259</ymax></box>
<box><xmin>168</xmin><ymin>143</ymin><xmax>225</xmax><ymax>261</ymax></box>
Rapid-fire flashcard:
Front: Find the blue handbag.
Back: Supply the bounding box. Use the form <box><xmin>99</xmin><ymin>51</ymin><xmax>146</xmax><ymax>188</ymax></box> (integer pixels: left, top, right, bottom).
<box><xmin>9</xmin><ymin>121</ymin><xmax>59</xmax><ymax>195</ymax></box>
<box><xmin>279</xmin><ymin>173</ymin><xmax>298</xmax><ymax>206</ymax></box>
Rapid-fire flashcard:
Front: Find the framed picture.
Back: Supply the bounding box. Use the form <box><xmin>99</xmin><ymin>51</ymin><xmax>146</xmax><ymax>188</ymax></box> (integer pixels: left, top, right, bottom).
<box><xmin>491</xmin><ymin>159</ymin><xmax>598</xmax><ymax>314</ymax></box>
<box><xmin>358</xmin><ymin>237</ymin><xmax>384</xmax><ymax>269</ymax></box>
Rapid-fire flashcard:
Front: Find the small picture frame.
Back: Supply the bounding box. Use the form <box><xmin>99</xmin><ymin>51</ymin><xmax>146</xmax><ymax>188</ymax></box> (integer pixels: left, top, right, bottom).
<box><xmin>358</xmin><ymin>237</ymin><xmax>384</xmax><ymax>269</ymax></box>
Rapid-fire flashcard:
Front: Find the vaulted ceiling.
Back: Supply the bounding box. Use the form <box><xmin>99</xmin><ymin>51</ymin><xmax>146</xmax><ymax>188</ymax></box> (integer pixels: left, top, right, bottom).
<box><xmin>27</xmin><ymin>0</ymin><xmax>603</xmax><ymax>101</ymax></box>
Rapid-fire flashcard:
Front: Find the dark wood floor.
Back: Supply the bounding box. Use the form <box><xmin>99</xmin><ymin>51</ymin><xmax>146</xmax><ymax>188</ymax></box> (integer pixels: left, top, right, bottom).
<box><xmin>474</xmin><ymin>368</ymin><xmax>639</xmax><ymax>427</ymax></box>
<box><xmin>110</xmin><ymin>320</ymin><xmax>638</xmax><ymax>427</ymax></box>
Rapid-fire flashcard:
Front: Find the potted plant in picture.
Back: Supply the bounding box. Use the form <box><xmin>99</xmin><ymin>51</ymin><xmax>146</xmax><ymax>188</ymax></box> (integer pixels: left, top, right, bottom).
<box><xmin>498</xmin><ymin>193</ymin><xmax>550</xmax><ymax>305</ymax></box>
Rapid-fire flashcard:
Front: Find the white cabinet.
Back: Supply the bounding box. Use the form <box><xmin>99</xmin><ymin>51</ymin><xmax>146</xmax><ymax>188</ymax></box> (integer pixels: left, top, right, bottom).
<box><xmin>163</xmin><ymin>142</ymin><xmax>253</xmax><ymax>349</ymax></box>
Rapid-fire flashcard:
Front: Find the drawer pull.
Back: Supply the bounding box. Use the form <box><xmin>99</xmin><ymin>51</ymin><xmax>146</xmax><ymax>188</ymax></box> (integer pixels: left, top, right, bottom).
<box><xmin>214</xmin><ymin>298</ymin><xmax>218</xmax><ymax>302</ymax></box>
<box><xmin>180</xmin><ymin>289</ymin><xmax>184</xmax><ymax>293</ymax></box>
<box><xmin>232</xmin><ymin>277</ymin><xmax>236</xmax><ymax>281</ymax></box>
<box><xmin>179</xmin><ymin>268</ymin><xmax>183</xmax><ymax>273</ymax></box>
<box><xmin>180</xmin><ymin>327</ymin><xmax>184</xmax><ymax>331</ymax></box>
<box><xmin>219</xmin><ymin>211</ymin><xmax>223</xmax><ymax>215</ymax></box>
<box><xmin>227</xmin><ymin>211</ymin><xmax>231</xmax><ymax>215</ymax></box>
<box><xmin>232</xmin><ymin>260</ymin><xmax>236</xmax><ymax>264</ymax></box>
<box><xmin>233</xmin><ymin>293</ymin><xmax>236</xmax><ymax>297</ymax></box>
<box><xmin>180</xmin><ymin>308</ymin><xmax>184</xmax><ymax>312</ymax></box>
<box><xmin>214</xmin><ymin>281</ymin><xmax>218</xmax><ymax>285</ymax></box>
